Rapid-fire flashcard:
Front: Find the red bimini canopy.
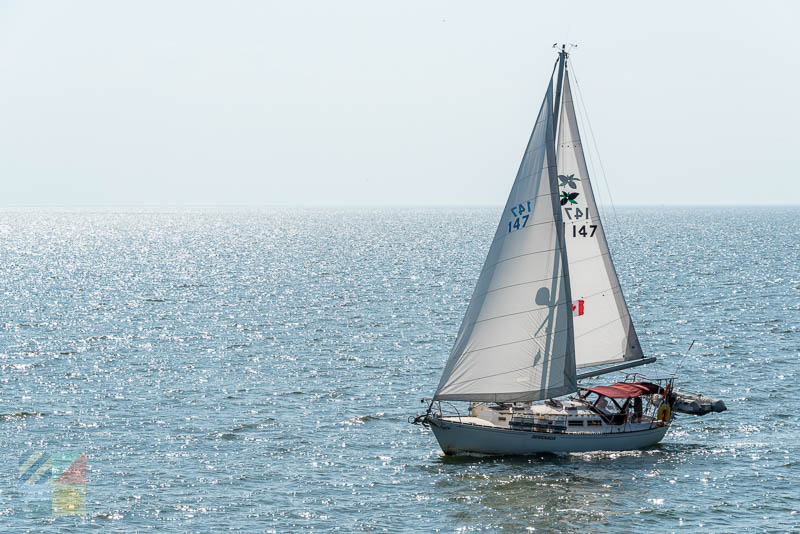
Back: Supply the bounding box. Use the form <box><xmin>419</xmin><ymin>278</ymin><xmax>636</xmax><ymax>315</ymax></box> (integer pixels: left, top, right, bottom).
<box><xmin>580</xmin><ymin>382</ymin><xmax>661</xmax><ymax>399</ymax></box>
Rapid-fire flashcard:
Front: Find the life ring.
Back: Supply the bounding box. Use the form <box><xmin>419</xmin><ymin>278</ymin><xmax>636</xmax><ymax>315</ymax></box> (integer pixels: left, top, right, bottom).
<box><xmin>657</xmin><ymin>404</ymin><xmax>671</xmax><ymax>423</ymax></box>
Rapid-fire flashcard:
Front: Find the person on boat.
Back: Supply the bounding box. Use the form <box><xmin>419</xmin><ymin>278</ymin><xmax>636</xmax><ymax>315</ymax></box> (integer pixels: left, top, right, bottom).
<box><xmin>595</xmin><ymin>395</ymin><xmax>610</xmax><ymax>414</ymax></box>
<box><xmin>633</xmin><ymin>396</ymin><xmax>643</xmax><ymax>422</ymax></box>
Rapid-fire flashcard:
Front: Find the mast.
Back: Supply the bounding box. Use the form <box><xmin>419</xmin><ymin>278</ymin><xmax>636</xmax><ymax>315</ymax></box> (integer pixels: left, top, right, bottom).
<box><xmin>549</xmin><ymin>43</ymin><xmax>576</xmax><ymax>393</ymax></box>
<box><xmin>552</xmin><ymin>45</ymin><xmax>568</xmax><ymax>141</ymax></box>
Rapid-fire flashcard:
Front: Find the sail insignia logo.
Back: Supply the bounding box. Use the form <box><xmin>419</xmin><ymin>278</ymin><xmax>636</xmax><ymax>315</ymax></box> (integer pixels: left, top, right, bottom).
<box><xmin>18</xmin><ymin>450</ymin><xmax>86</xmax><ymax>516</ymax></box>
<box><xmin>559</xmin><ymin>174</ymin><xmax>581</xmax><ymax>205</ymax></box>
<box><xmin>560</xmin><ymin>191</ymin><xmax>579</xmax><ymax>205</ymax></box>
<box><xmin>558</xmin><ymin>174</ymin><xmax>580</xmax><ymax>189</ymax></box>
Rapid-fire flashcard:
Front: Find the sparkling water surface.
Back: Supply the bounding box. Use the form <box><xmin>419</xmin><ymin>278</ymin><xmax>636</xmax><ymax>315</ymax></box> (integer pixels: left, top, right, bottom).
<box><xmin>0</xmin><ymin>207</ymin><xmax>797</xmax><ymax>532</ymax></box>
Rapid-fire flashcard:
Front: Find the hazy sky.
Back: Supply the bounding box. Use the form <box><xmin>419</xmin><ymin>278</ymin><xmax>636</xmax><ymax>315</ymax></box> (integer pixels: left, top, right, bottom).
<box><xmin>1</xmin><ymin>1</ymin><xmax>798</xmax><ymax>206</ymax></box>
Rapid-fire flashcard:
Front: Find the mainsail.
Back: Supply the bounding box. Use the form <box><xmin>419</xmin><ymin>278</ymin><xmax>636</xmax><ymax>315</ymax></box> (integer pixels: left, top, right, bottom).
<box><xmin>434</xmin><ymin>74</ymin><xmax>577</xmax><ymax>402</ymax></box>
<box><xmin>556</xmin><ymin>68</ymin><xmax>644</xmax><ymax>369</ymax></box>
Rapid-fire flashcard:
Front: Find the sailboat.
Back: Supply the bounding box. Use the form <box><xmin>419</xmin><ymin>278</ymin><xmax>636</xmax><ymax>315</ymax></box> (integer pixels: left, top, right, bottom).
<box><xmin>413</xmin><ymin>46</ymin><xmax>679</xmax><ymax>455</ymax></box>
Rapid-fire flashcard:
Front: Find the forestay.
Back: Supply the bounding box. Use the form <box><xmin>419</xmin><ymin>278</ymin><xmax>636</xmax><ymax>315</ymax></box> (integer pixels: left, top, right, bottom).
<box><xmin>556</xmin><ymin>68</ymin><xmax>644</xmax><ymax>368</ymax></box>
<box><xmin>434</xmin><ymin>76</ymin><xmax>577</xmax><ymax>402</ymax></box>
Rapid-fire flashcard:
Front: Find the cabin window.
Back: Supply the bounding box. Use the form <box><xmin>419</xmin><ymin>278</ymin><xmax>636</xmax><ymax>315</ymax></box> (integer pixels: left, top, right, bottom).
<box><xmin>568</xmin><ymin>420</ymin><xmax>584</xmax><ymax>427</ymax></box>
<box><xmin>587</xmin><ymin>420</ymin><xmax>602</xmax><ymax>426</ymax></box>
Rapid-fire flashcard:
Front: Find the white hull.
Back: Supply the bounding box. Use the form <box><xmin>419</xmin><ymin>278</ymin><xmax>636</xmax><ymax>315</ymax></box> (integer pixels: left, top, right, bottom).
<box><xmin>428</xmin><ymin>415</ymin><xmax>670</xmax><ymax>455</ymax></box>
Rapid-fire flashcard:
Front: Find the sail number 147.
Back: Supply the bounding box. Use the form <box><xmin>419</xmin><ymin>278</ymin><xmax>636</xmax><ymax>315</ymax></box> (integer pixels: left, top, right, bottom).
<box><xmin>572</xmin><ymin>225</ymin><xmax>597</xmax><ymax>237</ymax></box>
<box><xmin>507</xmin><ymin>201</ymin><xmax>532</xmax><ymax>233</ymax></box>
<box><xmin>564</xmin><ymin>207</ymin><xmax>597</xmax><ymax>238</ymax></box>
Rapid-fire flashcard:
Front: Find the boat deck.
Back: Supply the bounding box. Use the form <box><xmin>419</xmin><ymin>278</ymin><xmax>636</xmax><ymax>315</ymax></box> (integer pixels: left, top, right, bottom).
<box><xmin>445</xmin><ymin>398</ymin><xmax>665</xmax><ymax>434</ymax></box>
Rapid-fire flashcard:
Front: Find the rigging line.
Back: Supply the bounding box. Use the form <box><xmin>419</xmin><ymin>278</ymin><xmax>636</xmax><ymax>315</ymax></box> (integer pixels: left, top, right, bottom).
<box><xmin>567</xmin><ymin>57</ymin><xmax>622</xmax><ymax>234</ymax></box>
<box><xmin>566</xmin><ymin>76</ymin><xmax>609</xmax><ymax>229</ymax></box>
<box><xmin>566</xmin><ymin>57</ymin><xmax>606</xmax><ymax>211</ymax></box>
<box><xmin>569</xmin><ymin>59</ymin><xmax>620</xmax><ymax>233</ymax></box>
<box><xmin>673</xmin><ymin>339</ymin><xmax>697</xmax><ymax>375</ymax></box>
<box><xmin>567</xmin><ymin>58</ymin><xmax>612</xmax><ymax>230</ymax></box>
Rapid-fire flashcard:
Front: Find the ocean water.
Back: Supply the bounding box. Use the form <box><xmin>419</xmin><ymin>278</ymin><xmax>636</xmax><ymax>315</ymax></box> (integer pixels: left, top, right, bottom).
<box><xmin>0</xmin><ymin>207</ymin><xmax>797</xmax><ymax>533</ymax></box>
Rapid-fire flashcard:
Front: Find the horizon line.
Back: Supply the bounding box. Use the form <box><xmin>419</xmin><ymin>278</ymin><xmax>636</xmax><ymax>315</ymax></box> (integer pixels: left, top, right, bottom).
<box><xmin>0</xmin><ymin>203</ymin><xmax>797</xmax><ymax>209</ymax></box>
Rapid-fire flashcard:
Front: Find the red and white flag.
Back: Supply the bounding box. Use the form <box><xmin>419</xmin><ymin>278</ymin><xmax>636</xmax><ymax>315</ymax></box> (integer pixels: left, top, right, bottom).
<box><xmin>572</xmin><ymin>300</ymin><xmax>585</xmax><ymax>317</ymax></box>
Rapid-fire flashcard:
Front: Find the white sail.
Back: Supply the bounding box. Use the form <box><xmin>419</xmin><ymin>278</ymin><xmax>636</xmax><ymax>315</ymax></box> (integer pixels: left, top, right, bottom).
<box><xmin>434</xmin><ymin>76</ymin><xmax>577</xmax><ymax>402</ymax></box>
<box><xmin>556</xmin><ymin>68</ymin><xmax>644</xmax><ymax>369</ymax></box>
